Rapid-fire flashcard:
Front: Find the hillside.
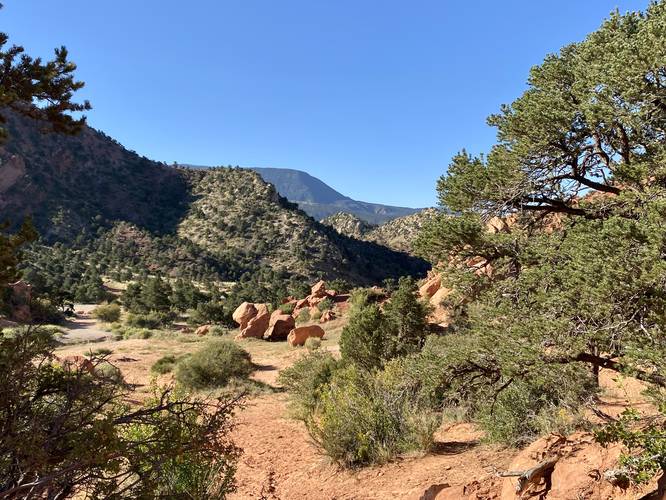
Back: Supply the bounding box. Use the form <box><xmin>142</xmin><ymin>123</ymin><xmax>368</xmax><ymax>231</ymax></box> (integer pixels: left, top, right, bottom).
<box><xmin>0</xmin><ymin>110</ymin><xmax>427</xmax><ymax>285</ymax></box>
<box><xmin>322</xmin><ymin>208</ymin><xmax>438</xmax><ymax>254</ymax></box>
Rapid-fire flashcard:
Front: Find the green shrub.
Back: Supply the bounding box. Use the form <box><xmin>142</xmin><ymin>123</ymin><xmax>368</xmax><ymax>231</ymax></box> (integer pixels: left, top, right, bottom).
<box><xmin>278</xmin><ymin>302</ymin><xmax>296</xmax><ymax>314</ymax></box>
<box><xmin>111</xmin><ymin>324</ymin><xmax>153</xmax><ymax>340</ymax></box>
<box><xmin>477</xmin><ymin>376</ymin><xmax>592</xmax><ymax>447</ymax></box>
<box><xmin>175</xmin><ymin>341</ymin><xmax>253</xmax><ymax>390</ymax></box>
<box><xmin>317</xmin><ymin>297</ymin><xmax>333</xmax><ymax>312</ymax></box>
<box><xmin>96</xmin><ymin>362</ymin><xmax>124</xmax><ymax>384</ymax></box>
<box><xmin>92</xmin><ymin>303</ymin><xmax>121</xmax><ymax>323</ymax></box>
<box><xmin>310</xmin><ymin>309</ymin><xmax>322</xmax><ymax>321</ymax></box>
<box><xmin>278</xmin><ymin>351</ymin><xmax>339</xmax><ymax>420</ymax></box>
<box><xmin>126</xmin><ymin>311</ymin><xmax>174</xmax><ymax>329</ymax></box>
<box><xmin>152</xmin><ymin>355</ymin><xmax>179</xmax><ymax>374</ymax></box>
<box><xmin>90</xmin><ymin>347</ymin><xmax>113</xmax><ymax>356</ymax></box>
<box><xmin>296</xmin><ymin>308</ymin><xmax>310</xmax><ymax>324</ymax></box>
<box><xmin>188</xmin><ymin>301</ymin><xmax>230</xmax><ymax>326</ymax></box>
<box><xmin>308</xmin><ymin>365</ymin><xmax>437</xmax><ymax>467</ymax></box>
<box><xmin>304</xmin><ymin>337</ymin><xmax>321</xmax><ymax>351</ymax></box>
<box><xmin>339</xmin><ymin>302</ymin><xmax>385</xmax><ymax>371</ymax></box>
<box><xmin>328</xmin><ymin>279</ymin><xmax>351</xmax><ymax>294</ymax></box>
<box><xmin>209</xmin><ymin>325</ymin><xmax>229</xmax><ymax>337</ymax></box>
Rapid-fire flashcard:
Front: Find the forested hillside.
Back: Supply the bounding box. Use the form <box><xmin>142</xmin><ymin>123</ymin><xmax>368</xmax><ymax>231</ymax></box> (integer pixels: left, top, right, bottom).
<box><xmin>0</xmin><ymin>110</ymin><xmax>427</xmax><ymax>289</ymax></box>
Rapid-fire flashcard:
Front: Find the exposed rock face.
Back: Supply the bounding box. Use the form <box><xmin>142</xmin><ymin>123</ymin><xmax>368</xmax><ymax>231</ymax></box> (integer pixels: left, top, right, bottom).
<box><xmin>287</xmin><ymin>325</ymin><xmax>325</xmax><ymax>346</ymax></box>
<box><xmin>264</xmin><ymin>311</ymin><xmax>295</xmax><ymax>341</ymax></box>
<box><xmin>419</xmin><ymin>273</ymin><xmax>441</xmax><ymax>299</ymax></box>
<box><xmin>310</xmin><ymin>280</ymin><xmax>327</xmax><ymax>298</ymax></box>
<box><xmin>499</xmin><ymin>432</ymin><xmax>652</xmax><ymax>500</ymax></box>
<box><xmin>232</xmin><ymin>302</ymin><xmax>258</xmax><ymax>330</ymax></box>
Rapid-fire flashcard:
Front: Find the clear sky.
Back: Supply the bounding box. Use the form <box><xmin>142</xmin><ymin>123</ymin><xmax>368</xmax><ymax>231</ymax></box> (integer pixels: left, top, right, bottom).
<box><xmin>4</xmin><ymin>1</ymin><xmax>650</xmax><ymax>207</ymax></box>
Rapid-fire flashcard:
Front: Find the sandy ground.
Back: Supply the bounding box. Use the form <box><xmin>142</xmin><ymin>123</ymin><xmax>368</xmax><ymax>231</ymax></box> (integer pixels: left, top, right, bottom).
<box><xmin>55</xmin><ymin>316</ymin><xmax>515</xmax><ymax>499</ymax></box>
<box><xmin>54</xmin><ymin>313</ymin><xmax>657</xmax><ymax>499</ymax></box>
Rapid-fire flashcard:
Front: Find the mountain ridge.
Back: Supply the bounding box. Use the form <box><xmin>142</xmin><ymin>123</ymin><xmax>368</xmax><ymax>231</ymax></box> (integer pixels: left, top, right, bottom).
<box><xmin>184</xmin><ymin>164</ymin><xmax>421</xmax><ymax>224</ymax></box>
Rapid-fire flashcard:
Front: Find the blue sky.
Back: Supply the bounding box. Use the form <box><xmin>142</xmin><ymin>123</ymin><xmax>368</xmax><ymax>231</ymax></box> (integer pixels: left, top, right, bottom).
<box><xmin>5</xmin><ymin>1</ymin><xmax>649</xmax><ymax>207</ymax></box>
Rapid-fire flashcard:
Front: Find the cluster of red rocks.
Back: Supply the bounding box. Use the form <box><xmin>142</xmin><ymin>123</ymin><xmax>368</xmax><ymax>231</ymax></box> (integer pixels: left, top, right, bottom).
<box><xmin>231</xmin><ymin>280</ymin><xmax>347</xmax><ymax>346</ymax></box>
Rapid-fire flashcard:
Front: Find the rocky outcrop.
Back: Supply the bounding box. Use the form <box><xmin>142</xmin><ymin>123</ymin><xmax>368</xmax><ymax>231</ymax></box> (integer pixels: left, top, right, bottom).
<box><xmin>264</xmin><ymin>311</ymin><xmax>295</xmax><ymax>341</ymax></box>
<box><xmin>310</xmin><ymin>280</ymin><xmax>327</xmax><ymax>298</ymax></box>
<box><xmin>419</xmin><ymin>273</ymin><xmax>441</xmax><ymax>299</ymax></box>
<box><xmin>499</xmin><ymin>432</ymin><xmax>654</xmax><ymax>499</ymax></box>
<box><xmin>287</xmin><ymin>325</ymin><xmax>325</xmax><ymax>346</ymax></box>
<box><xmin>232</xmin><ymin>302</ymin><xmax>257</xmax><ymax>330</ymax></box>
<box><xmin>238</xmin><ymin>303</ymin><xmax>270</xmax><ymax>339</ymax></box>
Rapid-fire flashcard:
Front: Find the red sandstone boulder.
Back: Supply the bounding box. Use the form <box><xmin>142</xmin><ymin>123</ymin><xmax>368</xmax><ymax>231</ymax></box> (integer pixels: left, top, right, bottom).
<box><xmin>419</xmin><ymin>274</ymin><xmax>441</xmax><ymax>299</ymax></box>
<box><xmin>287</xmin><ymin>325</ymin><xmax>325</xmax><ymax>346</ymax></box>
<box><xmin>264</xmin><ymin>311</ymin><xmax>295</xmax><ymax>341</ymax></box>
<box><xmin>307</xmin><ymin>295</ymin><xmax>326</xmax><ymax>307</ymax></box>
<box><xmin>195</xmin><ymin>324</ymin><xmax>211</xmax><ymax>336</ymax></box>
<box><xmin>310</xmin><ymin>280</ymin><xmax>327</xmax><ymax>298</ymax></box>
<box><xmin>238</xmin><ymin>304</ymin><xmax>270</xmax><ymax>339</ymax></box>
<box><xmin>319</xmin><ymin>310</ymin><xmax>335</xmax><ymax>323</ymax></box>
<box><xmin>232</xmin><ymin>302</ymin><xmax>257</xmax><ymax>330</ymax></box>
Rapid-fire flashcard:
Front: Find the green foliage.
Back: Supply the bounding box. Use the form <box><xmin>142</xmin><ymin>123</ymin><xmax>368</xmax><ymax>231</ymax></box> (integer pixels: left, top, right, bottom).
<box><xmin>126</xmin><ymin>311</ymin><xmax>175</xmax><ymax>329</ymax></box>
<box><xmin>278</xmin><ymin>351</ymin><xmax>339</xmax><ymax>420</ymax></box>
<box><xmin>92</xmin><ymin>303</ymin><xmax>121</xmax><ymax>323</ymax></box>
<box><xmin>0</xmin><ymin>219</ymin><xmax>37</xmax><ymax>313</ymax></box>
<box><xmin>188</xmin><ymin>300</ymin><xmax>230</xmax><ymax>327</ymax></box>
<box><xmin>304</xmin><ymin>336</ymin><xmax>321</xmax><ymax>351</ymax></box>
<box><xmin>278</xmin><ymin>302</ymin><xmax>296</xmax><ymax>314</ymax></box>
<box><xmin>0</xmin><ymin>327</ymin><xmax>239</xmax><ymax>498</ymax></box>
<box><xmin>175</xmin><ymin>341</ymin><xmax>254</xmax><ymax>390</ymax></box>
<box><xmin>0</xmin><ymin>19</ymin><xmax>90</xmax><ymax>140</ymax></box>
<box><xmin>307</xmin><ymin>365</ymin><xmax>438</xmax><ymax>467</ymax></box>
<box><xmin>381</xmin><ymin>277</ymin><xmax>429</xmax><ymax>358</ymax></box>
<box><xmin>152</xmin><ymin>354</ymin><xmax>180</xmax><ymax>374</ymax></box>
<box><xmin>328</xmin><ymin>278</ymin><xmax>351</xmax><ymax>294</ymax></box>
<box><xmin>317</xmin><ymin>297</ymin><xmax>333</xmax><ymax>312</ymax></box>
<box><xmin>596</xmin><ymin>407</ymin><xmax>666</xmax><ymax>485</ymax></box>
<box><xmin>340</xmin><ymin>279</ymin><xmax>429</xmax><ymax>371</ymax></box>
<box><xmin>209</xmin><ymin>325</ymin><xmax>229</xmax><ymax>337</ymax></box>
<box><xmin>408</xmin><ymin>3</ymin><xmax>666</xmax><ymax>473</ymax></box>
<box><xmin>296</xmin><ymin>308</ymin><xmax>311</xmax><ymax>324</ymax></box>
<box><xmin>109</xmin><ymin>323</ymin><xmax>153</xmax><ymax>340</ymax></box>
<box><xmin>170</xmin><ymin>278</ymin><xmax>207</xmax><ymax>312</ymax></box>
<box><xmin>339</xmin><ymin>300</ymin><xmax>385</xmax><ymax>371</ymax></box>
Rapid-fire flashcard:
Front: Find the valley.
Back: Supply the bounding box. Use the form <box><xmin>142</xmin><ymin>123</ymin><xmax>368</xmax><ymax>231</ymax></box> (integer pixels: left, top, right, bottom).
<box><xmin>3</xmin><ymin>2</ymin><xmax>666</xmax><ymax>499</ymax></box>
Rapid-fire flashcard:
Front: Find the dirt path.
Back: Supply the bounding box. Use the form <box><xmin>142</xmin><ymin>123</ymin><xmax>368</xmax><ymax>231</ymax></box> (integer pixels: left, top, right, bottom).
<box><xmin>57</xmin><ymin>304</ymin><xmax>113</xmax><ymax>344</ymax></box>
<box><xmin>229</xmin><ymin>343</ymin><xmax>513</xmax><ymax>500</ymax></box>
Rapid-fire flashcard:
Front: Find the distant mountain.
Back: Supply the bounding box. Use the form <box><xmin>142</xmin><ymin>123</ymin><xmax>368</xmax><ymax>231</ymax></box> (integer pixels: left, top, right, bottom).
<box><xmin>185</xmin><ymin>165</ymin><xmax>421</xmax><ymax>224</ymax></box>
<box><xmin>252</xmin><ymin>168</ymin><xmax>420</xmax><ymax>224</ymax></box>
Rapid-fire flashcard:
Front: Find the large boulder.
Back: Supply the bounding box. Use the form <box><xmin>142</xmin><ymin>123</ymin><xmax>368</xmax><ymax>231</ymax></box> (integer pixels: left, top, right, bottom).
<box><xmin>287</xmin><ymin>325</ymin><xmax>325</xmax><ymax>347</ymax></box>
<box><xmin>419</xmin><ymin>273</ymin><xmax>441</xmax><ymax>299</ymax></box>
<box><xmin>264</xmin><ymin>311</ymin><xmax>295</xmax><ymax>341</ymax></box>
<box><xmin>429</xmin><ymin>287</ymin><xmax>453</xmax><ymax>327</ymax></box>
<box><xmin>238</xmin><ymin>304</ymin><xmax>270</xmax><ymax>339</ymax></box>
<box><xmin>232</xmin><ymin>302</ymin><xmax>257</xmax><ymax>330</ymax></box>
<box><xmin>310</xmin><ymin>280</ymin><xmax>327</xmax><ymax>298</ymax></box>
